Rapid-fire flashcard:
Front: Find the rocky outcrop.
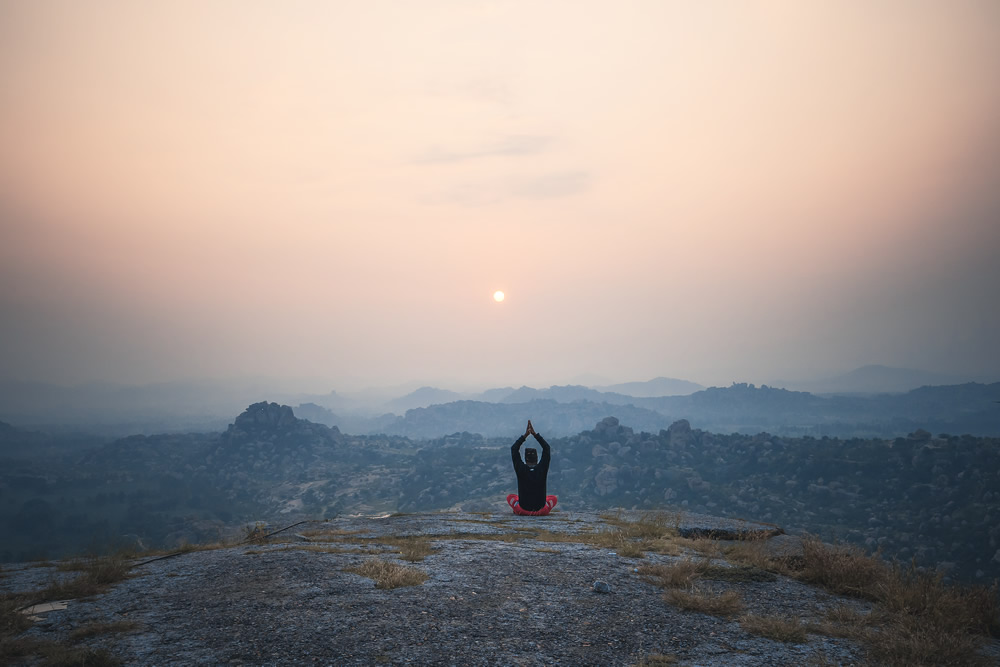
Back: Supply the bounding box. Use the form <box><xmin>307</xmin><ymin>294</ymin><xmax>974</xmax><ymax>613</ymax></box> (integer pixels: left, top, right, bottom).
<box><xmin>232</xmin><ymin>401</ymin><xmax>297</xmax><ymax>431</ymax></box>
<box><xmin>0</xmin><ymin>512</ymin><xmax>875</xmax><ymax>666</ymax></box>
<box><xmin>665</xmin><ymin>419</ymin><xmax>693</xmax><ymax>446</ymax></box>
<box><xmin>210</xmin><ymin>403</ymin><xmax>345</xmax><ymax>503</ymax></box>
<box><xmin>221</xmin><ymin>402</ymin><xmax>342</xmax><ymax>446</ymax></box>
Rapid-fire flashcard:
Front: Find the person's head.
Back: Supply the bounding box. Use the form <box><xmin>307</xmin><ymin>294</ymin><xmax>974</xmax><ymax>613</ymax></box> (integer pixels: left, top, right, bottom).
<box><xmin>524</xmin><ymin>448</ymin><xmax>538</xmax><ymax>466</ymax></box>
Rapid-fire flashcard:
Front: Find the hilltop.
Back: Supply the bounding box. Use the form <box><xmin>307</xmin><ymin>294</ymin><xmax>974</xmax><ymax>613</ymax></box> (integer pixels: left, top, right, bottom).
<box><xmin>2</xmin><ymin>511</ymin><xmax>997</xmax><ymax>666</ymax></box>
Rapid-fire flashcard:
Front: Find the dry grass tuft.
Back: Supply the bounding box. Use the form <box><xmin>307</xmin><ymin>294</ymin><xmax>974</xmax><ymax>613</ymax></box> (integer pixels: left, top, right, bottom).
<box><xmin>601</xmin><ymin>510</ymin><xmax>680</xmax><ymax>540</ymax></box>
<box><xmin>299</xmin><ymin>527</ymin><xmax>363</xmax><ymax>540</ymax></box>
<box><xmin>676</xmin><ymin>537</ymin><xmax>723</xmax><ymax>558</ymax></box>
<box><xmin>68</xmin><ymin>620</ymin><xmax>141</xmax><ymax>640</ymax></box>
<box><xmin>376</xmin><ymin>536</ymin><xmax>438</xmax><ymax>562</ymax></box>
<box><xmin>41</xmin><ymin>554</ymin><xmax>132</xmax><ymax>601</ymax></box>
<box><xmin>863</xmin><ymin>567</ymin><xmax>999</xmax><ymax>667</ymax></box>
<box><xmin>644</xmin><ymin>539</ymin><xmax>683</xmax><ymax>557</ymax></box>
<box><xmin>739</xmin><ymin>613</ymin><xmax>808</xmax><ymax>643</ymax></box>
<box><xmin>824</xmin><ymin>603</ymin><xmax>870</xmax><ymax>626</ymax></box>
<box><xmin>865</xmin><ymin>616</ymin><xmax>987</xmax><ymax>667</ymax></box>
<box><xmin>610</xmin><ymin>537</ymin><xmax>648</xmax><ymax>559</ymax></box>
<box><xmin>729</xmin><ymin>534</ymin><xmax>1000</xmax><ymax>666</ymax></box>
<box><xmin>526</xmin><ymin>510</ymin><xmax>683</xmax><ymax>558</ymax></box>
<box><xmin>724</xmin><ymin>534</ymin><xmax>794</xmax><ymax>575</ymax></box>
<box><xmin>345</xmin><ymin>558</ymin><xmax>428</xmax><ymax>590</ymax></box>
<box><xmin>794</xmin><ymin>538</ymin><xmax>1000</xmax><ymax>664</ymax></box>
<box><xmin>877</xmin><ymin>563</ymin><xmax>1000</xmax><ymax>637</ymax></box>
<box><xmin>666</xmin><ymin>585</ymin><xmax>743</xmax><ymax>617</ymax></box>
<box><xmin>806</xmin><ymin>604</ymin><xmax>871</xmax><ymax>639</ymax></box>
<box><xmin>793</xmin><ymin>537</ymin><xmax>886</xmax><ymax>600</ymax></box>
<box><xmin>1</xmin><ymin>594</ymin><xmax>32</xmax><ymax>641</ymax></box>
<box><xmin>638</xmin><ymin>559</ymin><xmax>705</xmax><ymax>589</ymax></box>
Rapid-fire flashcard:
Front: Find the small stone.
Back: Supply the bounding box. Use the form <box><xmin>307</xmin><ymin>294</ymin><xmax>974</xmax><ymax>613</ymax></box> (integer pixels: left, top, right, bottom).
<box><xmin>592</xmin><ymin>580</ymin><xmax>611</xmax><ymax>593</ymax></box>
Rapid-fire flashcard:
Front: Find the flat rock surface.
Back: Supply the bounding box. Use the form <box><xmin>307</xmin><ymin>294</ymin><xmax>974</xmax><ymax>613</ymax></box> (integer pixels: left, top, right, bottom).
<box><xmin>4</xmin><ymin>511</ymin><xmax>873</xmax><ymax>665</ymax></box>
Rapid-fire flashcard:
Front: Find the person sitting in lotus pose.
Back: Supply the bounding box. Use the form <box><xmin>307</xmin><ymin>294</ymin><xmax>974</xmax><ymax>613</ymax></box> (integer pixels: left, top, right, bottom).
<box><xmin>507</xmin><ymin>420</ymin><xmax>558</xmax><ymax>516</ymax></box>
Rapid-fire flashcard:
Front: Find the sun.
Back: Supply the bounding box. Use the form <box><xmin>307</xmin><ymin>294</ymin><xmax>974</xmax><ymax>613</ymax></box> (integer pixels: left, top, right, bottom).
<box><xmin>493</xmin><ymin>290</ymin><xmax>505</xmax><ymax>303</ymax></box>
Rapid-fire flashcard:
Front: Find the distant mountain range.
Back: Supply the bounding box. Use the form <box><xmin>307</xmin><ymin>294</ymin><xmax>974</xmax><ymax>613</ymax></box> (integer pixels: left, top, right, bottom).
<box><xmin>292</xmin><ymin>381</ymin><xmax>1000</xmax><ymax>440</ymax></box>
<box><xmin>778</xmin><ymin>364</ymin><xmax>982</xmax><ymax>395</ymax></box>
<box><xmin>1</xmin><ymin>367</ymin><xmax>996</xmax><ymax>437</ymax></box>
<box><xmin>382</xmin><ymin>377</ymin><xmax>702</xmax><ymax>413</ymax></box>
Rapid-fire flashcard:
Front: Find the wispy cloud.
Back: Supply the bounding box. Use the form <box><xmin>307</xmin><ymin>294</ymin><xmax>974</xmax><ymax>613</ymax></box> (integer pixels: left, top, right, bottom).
<box><xmin>510</xmin><ymin>171</ymin><xmax>591</xmax><ymax>200</ymax></box>
<box><xmin>415</xmin><ymin>135</ymin><xmax>552</xmax><ymax>164</ymax></box>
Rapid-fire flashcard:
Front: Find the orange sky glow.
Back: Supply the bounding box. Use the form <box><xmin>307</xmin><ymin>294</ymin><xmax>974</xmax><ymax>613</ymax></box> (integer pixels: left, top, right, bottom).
<box><xmin>1</xmin><ymin>0</ymin><xmax>998</xmax><ymax>390</ymax></box>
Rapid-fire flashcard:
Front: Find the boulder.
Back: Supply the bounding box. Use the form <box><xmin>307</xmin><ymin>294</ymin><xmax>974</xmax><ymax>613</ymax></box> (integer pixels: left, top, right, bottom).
<box><xmin>667</xmin><ymin>419</ymin><xmax>693</xmax><ymax>446</ymax></box>
<box><xmin>593</xmin><ymin>465</ymin><xmax>619</xmax><ymax>496</ymax></box>
<box><xmin>235</xmin><ymin>402</ymin><xmax>297</xmax><ymax>430</ymax></box>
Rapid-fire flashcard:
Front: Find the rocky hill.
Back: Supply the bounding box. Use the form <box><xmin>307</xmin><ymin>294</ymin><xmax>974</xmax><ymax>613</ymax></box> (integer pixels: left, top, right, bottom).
<box><xmin>2</xmin><ymin>511</ymin><xmax>997</xmax><ymax>666</ymax></box>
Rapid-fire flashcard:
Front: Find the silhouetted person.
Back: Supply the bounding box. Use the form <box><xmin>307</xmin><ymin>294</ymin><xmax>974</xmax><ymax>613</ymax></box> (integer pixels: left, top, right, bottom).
<box><xmin>507</xmin><ymin>420</ymin><xmax>558</xmax><ymax>515</ymax></box>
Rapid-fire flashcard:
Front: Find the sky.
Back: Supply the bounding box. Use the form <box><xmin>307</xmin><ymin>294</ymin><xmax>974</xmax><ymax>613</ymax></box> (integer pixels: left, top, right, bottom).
<box><xmin>1</xmin><ymin>0</ymin><xmax>999</xmax><ymax>392</ymax></box>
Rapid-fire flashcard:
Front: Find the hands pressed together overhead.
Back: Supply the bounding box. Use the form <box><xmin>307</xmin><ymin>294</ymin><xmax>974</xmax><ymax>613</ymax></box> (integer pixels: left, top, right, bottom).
<box><xmin>524</xmin><ymin>420</ymin><xmax>536</xmax><ymax>438</ymax></box>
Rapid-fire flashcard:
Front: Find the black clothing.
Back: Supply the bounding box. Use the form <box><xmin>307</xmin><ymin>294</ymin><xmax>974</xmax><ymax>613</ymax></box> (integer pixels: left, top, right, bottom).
<box><xmin>511</xmin><ymin>433</ymin><xmax>551</xmax><ymax>511</ymax></box>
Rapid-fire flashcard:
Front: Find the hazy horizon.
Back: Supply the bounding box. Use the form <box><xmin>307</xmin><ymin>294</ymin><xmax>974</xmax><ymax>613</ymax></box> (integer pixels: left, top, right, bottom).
<box><xmin>3</xmin><ymin>1</ymin><xmax>999</xmax><ymax>391</ymax></box>
<box><xmin>0</xmin><ymin>363</ymin><xmax>994</xmax><ymax>400</ymax></box>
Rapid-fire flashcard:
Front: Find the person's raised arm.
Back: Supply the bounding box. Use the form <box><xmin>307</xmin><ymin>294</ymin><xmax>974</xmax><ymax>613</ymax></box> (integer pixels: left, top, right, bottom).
<box><xmin>533</xmin><ymin>430</ymin><xmax>551</xmax><ymax>466</ymax></box>
<box><xmin>511</xmin><ymin>423</ymin><xmax>529</xmax><ymax>470</ymax></box>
